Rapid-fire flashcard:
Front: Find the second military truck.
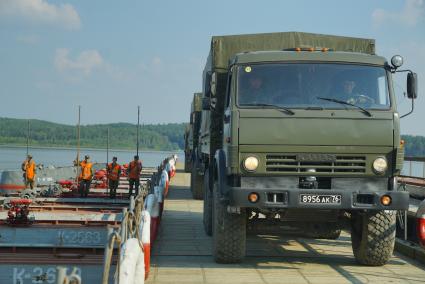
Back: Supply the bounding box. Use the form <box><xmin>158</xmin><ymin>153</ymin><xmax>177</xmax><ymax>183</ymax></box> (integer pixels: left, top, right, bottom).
<box><xmin>190</xmin><ymin>31</ymin><xmax>417</xmax><ymax>266</ymax></box>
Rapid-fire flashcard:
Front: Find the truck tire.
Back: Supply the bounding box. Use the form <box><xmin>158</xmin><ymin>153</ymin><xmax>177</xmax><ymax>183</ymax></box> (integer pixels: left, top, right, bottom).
<box><xmin>190</xmin><ymin>166</ymin><xmax>203</xmax><ymax>200</ymax></box>
<box><xmin>212</xmin><ymin>181</ymin><xmax>246</xmax><ymax>263</ymax></box>
<box><xmin>203</xmin><ymin>169</ymin><xmax>212</xmax><ymax>236</ymax></box>
<box><xmin>305</xmin><ymin>223</ymin><xmax>341</xmax><ymax>239</ymax></box>
<box><xmin>351</xmin><ymin>210</ymin><xmax>396</xmax><ymax>266</ymax></box>
<box><xmin>184</xmin><ymin>156</ymin><xmax>190</xmax><ymax>173</ymax></box>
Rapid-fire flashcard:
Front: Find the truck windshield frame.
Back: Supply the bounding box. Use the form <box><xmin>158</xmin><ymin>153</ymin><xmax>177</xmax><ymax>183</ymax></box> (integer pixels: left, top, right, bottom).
<box><xmin>235</xmin><ymin>62</ymin><xmax>392</xmax><ymax>111</ymax></box>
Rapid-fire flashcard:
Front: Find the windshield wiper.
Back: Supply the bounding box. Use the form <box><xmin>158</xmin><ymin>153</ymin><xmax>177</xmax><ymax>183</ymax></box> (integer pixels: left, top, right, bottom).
<box><xmin>316</xmin><ymin>97</ymin><xmax>372</xmax><ymax>117</ymax></box>
<box><xmin>242</xmin><ymin>103</ymin><xmax>295</xmax><ymax>115</ymax></box>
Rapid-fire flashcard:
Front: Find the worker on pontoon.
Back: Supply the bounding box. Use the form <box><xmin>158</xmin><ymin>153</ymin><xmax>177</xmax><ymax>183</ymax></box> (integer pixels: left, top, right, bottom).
<box><xmin>107</xmin><ymin>156</ymin><xmax>121</xmax><ymax>199</ymax></box>
<box><xmin>79</xmin><ymin>155</ymin><xmax>93</xmax><ymax>198</ymax></box>
<box><xmin>21</xmin><ymin>155</ymin><xmax>36</xmax><ymax>189</ymax></box>
<box><xmin>127</xmin><ymin>155</ymin><xmax>142</xmax><ymax>197</ymax></box>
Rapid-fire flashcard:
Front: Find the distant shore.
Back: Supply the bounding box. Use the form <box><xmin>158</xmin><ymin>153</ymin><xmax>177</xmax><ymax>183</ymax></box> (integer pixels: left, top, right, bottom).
<box><xmin>0</xmin><ymin>144</ymin><xmax>181</xmax><ymax>153</ymax></box>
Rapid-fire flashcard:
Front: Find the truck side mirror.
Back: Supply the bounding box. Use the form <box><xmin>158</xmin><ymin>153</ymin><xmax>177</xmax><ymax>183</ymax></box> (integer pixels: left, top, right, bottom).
<box><xmin>202</xmin><ymin>97</ymin><xmax>211</xmax><ymax>110</ymax></box>
<box><xmin>204</xmin><ymin>72</ymin><xmax>212</xmax><ymax>97</ymax></box>
<box><xmin>211</xmin><ymin>72</ymin><xmax>217</xmax><ymax>96</ymax></box>
<box><xmin>407</xmin><ymin>72</ymin><xmax>418</xmax><ymax>99</ymax></box>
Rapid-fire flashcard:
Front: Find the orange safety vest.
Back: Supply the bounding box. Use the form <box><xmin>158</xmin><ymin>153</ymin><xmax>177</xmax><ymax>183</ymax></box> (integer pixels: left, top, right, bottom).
<box><xmin>107</xmin><ymin>163</ymin><xmax>121</xmax><ymax>181</ymax></box>
<box><xmin>79</xmin><ymin>161</ymin><xmax>93</xmax><ymax>180</ymax></box>
<box><xmin>24</xmin><ymin>160</ymin><xmax>36</xmax><ymax>180</ymax></box>
<box><xmin>128</xmin><ymin>160</ymin><xmax>142</xmax><ymax>179</ymax></box>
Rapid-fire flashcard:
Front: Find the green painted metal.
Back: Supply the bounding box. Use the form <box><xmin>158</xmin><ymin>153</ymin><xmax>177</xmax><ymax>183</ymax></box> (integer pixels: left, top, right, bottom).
<box><xmin>232</xmin><ymin>51</ymin><xmax>386</xmax><ymax>66</ymax></box>
<box><xmin>210</xmin><ymin>31</ymin><xmax>375</xmax><ymax>70</ymax></box>
<box><xmin>191</xmin><ymin>92</ymin><xmax>203</xmax><ymax>112</ymax></box>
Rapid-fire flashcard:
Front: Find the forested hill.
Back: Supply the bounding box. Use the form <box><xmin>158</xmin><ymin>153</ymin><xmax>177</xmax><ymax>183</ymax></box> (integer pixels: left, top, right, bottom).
<box><xmin>1</xmin><ymin>117</ymin><xmax>425</xmax><ymax>156</ymax></box>
<box><xmin>402</xmin><ymin>135</ymin><xmax>425</xmax><ymax>157</ymax></box>
<box><xmin>0</xmin><ymin>117</ymin><xmax>186</xmax><ymax>151</ymax></box>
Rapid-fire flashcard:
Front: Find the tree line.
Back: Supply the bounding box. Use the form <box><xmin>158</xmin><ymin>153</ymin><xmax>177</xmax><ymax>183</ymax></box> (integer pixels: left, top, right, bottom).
<box><xmin>0</xmin><ymin>117</ymin><xmax>186</xmax><ymax>151</ymax></box>
<box><xmin>1</xmin><ymin>117</ymin><xmax>425</xmax><ymax>156</ymax></box>
<box><xmin>402</xmin><ymin>135</ymin><xmax>425</xmax><ymax>157</ymax></box>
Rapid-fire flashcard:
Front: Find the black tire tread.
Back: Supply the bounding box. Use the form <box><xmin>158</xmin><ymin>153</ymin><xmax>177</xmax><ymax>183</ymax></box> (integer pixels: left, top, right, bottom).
<box><xmin>203</xmin><ymin>170</ymin><xmax>213</xmax><ymax>236</ymax></box>
<box><xmin>212</xmin><ymin>182</ymin><xmax>246</xmax><ymax>263</ymax></box>
<box><xmin>190</xmin><ymin>166</ymin><xmax>203</xmax><ymax>200</ymax></box>
<box><xmin>351</xmin><ymin>210</ymin><xmax>396</xmax><ymax>266</ymax></box>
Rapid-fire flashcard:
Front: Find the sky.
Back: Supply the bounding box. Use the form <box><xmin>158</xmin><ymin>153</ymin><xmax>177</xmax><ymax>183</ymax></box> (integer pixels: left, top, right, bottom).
<box><xmin>0</xmin><ymin>0</ymin><xmax>424</xmax><ymax>135</ymax></box>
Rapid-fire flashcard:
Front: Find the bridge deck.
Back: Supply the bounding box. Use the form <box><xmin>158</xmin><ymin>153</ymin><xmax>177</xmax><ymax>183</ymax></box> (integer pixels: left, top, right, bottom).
<box><xmin>147</xmin><ymin>171</ymin><xmax>425</xmax><ymax>284</ymax></box>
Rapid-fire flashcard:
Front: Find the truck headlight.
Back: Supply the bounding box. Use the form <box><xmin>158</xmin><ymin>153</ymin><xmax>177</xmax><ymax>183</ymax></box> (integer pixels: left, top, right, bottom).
<box><xmin>373</xmin><ymin>157</ymin><xmax>388</xmax><ymax>174</ymax></box>
<box><xmin>243</xmin><ymin>156</ymin><xmax>259</xmax><ymax>172</ymax></box>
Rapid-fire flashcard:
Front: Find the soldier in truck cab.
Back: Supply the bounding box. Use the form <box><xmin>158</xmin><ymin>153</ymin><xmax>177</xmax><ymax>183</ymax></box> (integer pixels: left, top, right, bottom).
<box><xmin>238</xmin><ymin>73</ymin><xmax>265</xmax><ymax>105</ymax></box>
<box><xmin>332</xmin><ymin>73</ymin><xmax>375</xmax><ymax>105</ymax></box>
<box><xmin>340</xmin><ymin>79</ymin><xmax>357</xmax><ymax>101</ymax></box>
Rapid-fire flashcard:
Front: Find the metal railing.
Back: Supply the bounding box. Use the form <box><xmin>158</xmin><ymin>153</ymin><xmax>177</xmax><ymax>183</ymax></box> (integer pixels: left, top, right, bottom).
<box><xmin>403</xmin><ymin>157</ymin><xmax>425</xmax><ymax>178</ymax></box>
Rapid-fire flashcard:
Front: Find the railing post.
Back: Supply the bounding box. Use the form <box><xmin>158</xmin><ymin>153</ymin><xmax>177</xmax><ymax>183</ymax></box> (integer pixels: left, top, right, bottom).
<box><xmin>121</xmin><ymin>208</ymin><xmax>128</xmax><ymax>241</ymax></box>
<box><xmin>130</xmin><ymin>195</ymin><xmax>135</xmax><ymax>213</ymax></box>
<box><xmin>423</xmin><ymin>161</ymin><xmax>425</xmax><ymax>178</ymax></box>
<box><xmin>56</xmin><ymin>266</ymin><xmax>67</xmax><ymax>284</ymax></box>
<box><xmin>409</xmin><ymin>161</ymin><xmax>412</xmax><ymax>176</ymax></box>
<box><xmin>404</xmin><ymin>210</ymin><xmax>408</xmax><ymax>241</ymax></box>
<box><xmin>102</xmin><ymin>227</ymin><xmax>115</xmax><ymax>284</ymax></box>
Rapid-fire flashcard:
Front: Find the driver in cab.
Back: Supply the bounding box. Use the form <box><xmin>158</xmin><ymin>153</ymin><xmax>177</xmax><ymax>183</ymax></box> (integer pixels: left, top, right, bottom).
<box><xmin>341</xmin><ymin>79</ymin><xmax>356</xmax><ymax>103</ymax></box>
<box><xmin>239</xmin><ymin>73</ymin><xmax>266</xmax><ymax>105</ymax></box>
<box><xmin>335</xmin><ymin>77</ymin><xmax>374</xmax><ymax>105</ymax></box>
<box><xmin>238</xmin><ymin>67</ymin><xmax>275</xmax><ymax>105</ymax></box>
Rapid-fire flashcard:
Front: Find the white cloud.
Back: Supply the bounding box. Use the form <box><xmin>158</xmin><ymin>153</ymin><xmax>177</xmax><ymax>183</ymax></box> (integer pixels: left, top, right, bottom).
<box><xmin>139</xmin><ymin>56</ymin><xmax>164</xmax><ymax>75</ymax></box>
<box><xmin>0</xmin><ymin>0</ymin><xmax>81</xmax><ymax>30</ymax></box>
<box><xmin>372</xmin><ymin>0</ymin><xmax>425</xmax><ymax>28</ymax></box>
<box><xmin>54</xmin><ymin>48</ymin><xmax>104</xmax><ymax>75</ymax></box>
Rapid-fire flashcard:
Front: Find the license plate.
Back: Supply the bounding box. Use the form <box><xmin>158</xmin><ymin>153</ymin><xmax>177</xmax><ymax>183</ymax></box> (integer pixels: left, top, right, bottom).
<box><xmin>300</xmin><ymin>194</ymin><xmax>341</xmax><ymax>204</ymax></box>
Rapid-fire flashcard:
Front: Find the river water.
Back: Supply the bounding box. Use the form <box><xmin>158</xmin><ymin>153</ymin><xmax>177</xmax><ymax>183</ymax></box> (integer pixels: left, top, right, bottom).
<box><xmin>0</xmin><ymin>146</ymin><xmax>184</xmax><ymax>171</ymax></box>
<box><xmin>0</xmin><ymin>146</ymin><xmax>423</xmax><ymax>178</ymax></box>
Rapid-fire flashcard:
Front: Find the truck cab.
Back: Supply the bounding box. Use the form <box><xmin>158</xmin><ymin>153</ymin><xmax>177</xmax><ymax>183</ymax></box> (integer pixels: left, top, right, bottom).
<box><xmin>223</xmin><ymin>51</ymin><xmax>405</xmax><ymax>209</ymax></box>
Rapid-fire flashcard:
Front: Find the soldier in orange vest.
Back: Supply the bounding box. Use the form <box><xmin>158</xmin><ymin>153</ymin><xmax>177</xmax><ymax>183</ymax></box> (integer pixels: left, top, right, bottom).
<box><xmin>21</xmin><ymin>155</ymin><xmax>36</xmax><ymax>189</ymax></box>
<box><xmin>127</xmin><ymin>155</ymin><xmax>142</xmax><ymax>197</ymax></box>
<box><xmin>79</xmin><ymin>155</ymin><xmax>93</xmax><ymax>198</ymax></box>
<box><xmin>107</xmin><ymin>156</ymin><xmax>121</xmax><ymax>199</ymax></box>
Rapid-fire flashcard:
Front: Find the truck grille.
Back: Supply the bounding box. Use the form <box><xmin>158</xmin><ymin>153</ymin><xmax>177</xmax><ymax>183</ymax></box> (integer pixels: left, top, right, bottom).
<box><xmin>265</xmin><ymin>154</ymin><xmax>366</xmax><ymax>174</ymax></box>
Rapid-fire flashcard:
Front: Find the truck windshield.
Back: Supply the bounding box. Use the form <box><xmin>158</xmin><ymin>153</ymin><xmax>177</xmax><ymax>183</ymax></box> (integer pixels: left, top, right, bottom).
<box><xmin>237</xmin><ymin>63</ymin><xmax>390</xmax><ymax>110</ymax></box>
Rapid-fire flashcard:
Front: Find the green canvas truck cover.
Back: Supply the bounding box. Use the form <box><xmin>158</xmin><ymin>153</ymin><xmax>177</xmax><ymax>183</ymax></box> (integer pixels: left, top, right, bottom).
<box><xmin>191</xmin><ymin>92</ymin><xmax>203</xmax><ymax>113</ymax></box>
<box><xmin>209</xmin><ymin>32</ymin><xmax>375</xmax><ymax>71</ymax></box>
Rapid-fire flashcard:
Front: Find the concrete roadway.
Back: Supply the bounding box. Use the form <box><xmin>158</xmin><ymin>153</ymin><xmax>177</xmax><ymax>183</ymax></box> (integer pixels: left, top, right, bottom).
<box><xmin>147</xmin><ymin>171</ymin><xmax>425</xmax><ymax>284</ymax></box>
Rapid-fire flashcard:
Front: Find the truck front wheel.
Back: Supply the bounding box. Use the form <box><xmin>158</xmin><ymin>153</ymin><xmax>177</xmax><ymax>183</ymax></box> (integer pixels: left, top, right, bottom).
<box><xmin>351</xmin><ymin>210</ymin><xmax>396</xmax><ymax>266</ymax></box>
<box><xmin>203</xmin><ymin>169</ymin><xmax>212</xmax><ymax>236</ymax></box>
<box><xmin>190</xmin><ymin>166</ymin><xmax>203</xmax><ymax>200</ymax></box>
<box><xmin>212</xmin><ymin>181</ymin><xmax>246</xmax><ymax>263</ymax></box>
<box><xmin>184</xmin><ymin>152</ymin><xmax>191</xmax><ymax>173</ymax></box>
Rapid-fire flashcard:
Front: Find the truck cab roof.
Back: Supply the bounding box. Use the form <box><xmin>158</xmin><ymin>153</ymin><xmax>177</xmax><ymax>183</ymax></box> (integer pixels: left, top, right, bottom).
<box><xmin>231</xmin><ymin>51</ymin><xmax>387</xmax><ymax>66</ymax></box>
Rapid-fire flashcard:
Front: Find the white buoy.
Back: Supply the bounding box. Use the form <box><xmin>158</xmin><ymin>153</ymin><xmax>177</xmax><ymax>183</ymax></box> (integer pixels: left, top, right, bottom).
<box><xmin>144</xmin><ymin>194</ymin><xmax>155</xmax><ymax>213</ymax></box>
<box><xmin>139</xmin><ymin>210</ymin><xmax>151</xmax><ymax>280</ymax></box>
<box><xmin>160</xmin><ymin>170</ymin><xmax>169</xmax><ymax>197</ymax></box>
<box><xmin>119</xmin><ymin>238</ymin><xmax>143</xmax><ymax>284</ymax></box>
<box><xmin>154</xmin><ymin>186</ymin><xmax>164</xmax><ymax>203</ymax></box>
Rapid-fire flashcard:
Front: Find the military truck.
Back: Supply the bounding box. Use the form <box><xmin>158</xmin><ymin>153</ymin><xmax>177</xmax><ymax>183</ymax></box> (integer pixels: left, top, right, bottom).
<box><xmin>183</xmin><ymin>124</ymin><xmax>192</xmax><ymax>173</ymax></box>
<box><xmin>186</xmin><ymin>93</ymin><xmax>204</xmax><ymax>196</ymax></box>
<box><xmin>193</xmin><ymin>32</ymin><xmax>418</xmax><ymax>266</ymax></box>
<box><xmin>190</xmin><ymin>90</ymin><xmax>212</xmax><ymax>199</ymax></box>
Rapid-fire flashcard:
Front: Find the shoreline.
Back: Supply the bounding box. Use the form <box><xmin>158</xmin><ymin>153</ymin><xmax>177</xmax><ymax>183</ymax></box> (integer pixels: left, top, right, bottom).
<box><xmin>0</xmin><ymin>144</ymin><xmax>182</xmax><ymax>153</ymax></box>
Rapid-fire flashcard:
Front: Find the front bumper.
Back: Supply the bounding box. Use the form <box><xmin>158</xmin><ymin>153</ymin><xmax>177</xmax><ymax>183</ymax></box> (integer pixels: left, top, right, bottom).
<box><xmin>229</xmin><ymin>187</ymin><xmax>409</xmax><ymax>210</ymax></box>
